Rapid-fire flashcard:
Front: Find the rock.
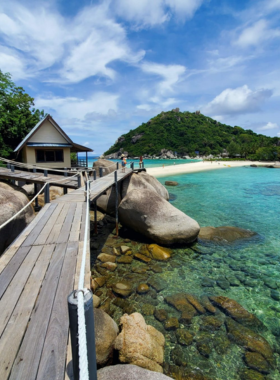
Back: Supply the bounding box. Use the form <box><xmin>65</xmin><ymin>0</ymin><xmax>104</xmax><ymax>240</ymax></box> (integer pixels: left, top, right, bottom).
<box><xmin>121</xmin><ymin>246</ymin><xmax>131</xmax><ymax>254</ymax></box>
<box><xmin>117</xmin><ymin>256</ymin><xmax>133</xmax><ymax>264</ymax></box>
<box><xmin>113</xmin><ymin>298</ymin><xmax>136</xmax><ymax>314</ymax></box>
<box><xmin>200</xmin><ymin>295</ymin><xmax>216</xmax><ymax>313</ymax></box>
<box><xmin>97</xmin><ymin>364</ymin><xmax>173</xmax><ymax>380</ymax></box>
<box><xmin>0</xmin><ymin>182</ymin><xmax>35</xmax><ymax>253</ymax></box>
<box><xmin>97</xmin><ymin>185</ymin><xmax>121</xmax><ymax>216</ymax></box>
<box><xmin>165</xmin><ymin>293</ymin><xmax>197</xmax><ymax>324</ymax></box>
<box><xmin>250</xmin><ymin>164</ymin><xmax>258</xmax><ymax>167</ymax></box>
<box><xmin>134</xmin><ymin>253</ymin><xmax>151</xmax><ymax>263</ymax></box>
<box><xmin>119</xmin><ymin>189</ymin><xmax>200</xmax><ymax>245</ymax></box>
<box><xmin>22</xmin><ymin>183</ymin><xmax>35</xmax><ymax>195</ymax></box>
<box><xmin>164</xmin><ymin>317</ymin><xmax>179</xmax><ymax>331</ymax></box>
<box><xmin>170</xmin><ymin>345</ymin><xmax>188</xmax><ymax>367</ymax></box>
<box><xmin>142</xmin><ymin>303</ymin><xmax>155</xmax><ymax>316</ymax></box>
<box><xmin>97</xmin><ymin>253</ymin><xmax>116</xmax><ymax>263</ymax></box>
<box><xmin>112</xmin><ymin>281</ymin><xmax>133</xmax><ymax>297</ymax></box>
<box><xmin>199</xmin><ymin>226</ymin><xmax>257</xmax><ymax>244</ymax></box>
<box><xmin>209</xmin><ymin>296</ymin><xmax>261</xmax><ymax>327</ymax></box>
<box><xmin>93</xmin><ymin>294</ymin><xmax>101</xmax><ymax>307</ymax></box>
<box><xmin>244</xmin><ymin>352</ymin><xmax>270</xmax><ymax>374</ymax></box>
<box><xmin>271</xmin><ymin>290</ymin><xmax>280</xmax><ymax>301</ymax></box>
<box><xmin>225</xmin><ymin>318</ymin><xmax>274</xmax><ymax>366</ymax></box>
<box><xmin>240</xmin><ymin>369</ymin><xmax>266</xmax><ymax>380</ymax></box>
<box><xmin>101</xmin><ymin>262</ymin><xmax>117</xmax><ymax>272</ymax></box>
<box><xmin>147</xmin><ymin>278</ymin><xmax>165</xmax><ymax>292</ymax></box>
<box><xmin>176</xmin><ymin>329</ymin><xmax>193</xmax><ymax>346</ymax></box>
<box><xmin>165</xmin><ymin>181</ymin><xmax>178</xmax><ymax>186</ymax></box>
<box><xmin>216</xmin><ymin>279</ymin><xmax>230</xmax><ymax>290</ymax></box>
<box><xmin>196</xmin><ymin>339</ymin><xmax>212</xmax><ymax>358</ymax></box>
<box><xmin>137</xmin><ymin>283</ymin><xmax>150</xmax><ymax>294</ymax></box>
<box><xmin>100</xmin><ymin>298</ymin><xmax>111</xmax><ymax>314</ymax></box>
<box><xmin>114</xmin><ymin>313</ymin><xmax>165</xmax><ymax>373</ymax></box>
<box><xmin>148</xmin><ymin>244</ymin><xmax>171</xmax><ymax>261</ymax></box>
<box><xmin>200</xmin><ymin>316</ymin><xmax>223</xmax><ymax>331</ymax></box>
<box><xmin>122</xmin><ymin>173</ymin><xmax>169</xmax><ymax>201</ymax></box>
<box><xmin>154</xmin><ymin>309</ymin><xmax>168</xmax><ymax>322</ymax></box>
<box><xmin>94</xmin><ymin>308</ymin><xmax>118</xmax><ymax>365</ymax></box>
<box><xmin>93</xmin><ymin>159</ymin><xmax>117</xmax><ymax>176</ymax></box>
<box><xmin>213</xmin><ymin>330</ymin><xmax>230</xmax><ymax>355</ymax></box>
<box><xmin>185</xmin><ymin>294</ymin><xmax>206</xmax><ymax>314</ymax></box>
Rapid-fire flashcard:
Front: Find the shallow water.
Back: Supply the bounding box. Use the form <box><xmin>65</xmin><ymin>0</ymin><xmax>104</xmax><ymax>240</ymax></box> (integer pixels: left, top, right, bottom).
<box><xmin>154</xmin><ymin>166</ymin><xmax>280</xmax><ymax>379</ymax></box>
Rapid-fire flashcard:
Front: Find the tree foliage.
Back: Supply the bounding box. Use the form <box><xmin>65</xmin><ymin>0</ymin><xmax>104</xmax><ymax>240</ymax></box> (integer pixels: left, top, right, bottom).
<box><xmin>104</xmin><ymin>110</ymin><xmax>280</xmax><ymax>160</ymax></box>
<box><xmin>0</xmin><ymin>70</ymin><xmax>44</xmax><ymax>157</ymax></box>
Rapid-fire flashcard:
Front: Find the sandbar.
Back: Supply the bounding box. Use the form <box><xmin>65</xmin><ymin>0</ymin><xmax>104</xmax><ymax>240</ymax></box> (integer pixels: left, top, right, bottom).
<box><xmin>146</xmin><ymin>161</ymin><xmax>277</xmax><ymax>178</ymax></box>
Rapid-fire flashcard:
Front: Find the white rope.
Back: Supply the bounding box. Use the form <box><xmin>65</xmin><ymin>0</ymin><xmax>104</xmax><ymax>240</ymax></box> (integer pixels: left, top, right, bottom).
<box><xmin>77</xmin><ymin>180</ymin><xmax>90</xmax><ymax>380</ymax></box>
<box><xmin>0</xmin><ymin>171</ymin><xmax>80</xmax><ymax>230</ymax></box>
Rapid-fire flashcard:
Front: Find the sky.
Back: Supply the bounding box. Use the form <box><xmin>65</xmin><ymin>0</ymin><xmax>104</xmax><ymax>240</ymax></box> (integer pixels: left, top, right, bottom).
<box><xmin>0</xmin><ymin>0</ymin><xmax>280</xmax><ymax>155</ymax></box>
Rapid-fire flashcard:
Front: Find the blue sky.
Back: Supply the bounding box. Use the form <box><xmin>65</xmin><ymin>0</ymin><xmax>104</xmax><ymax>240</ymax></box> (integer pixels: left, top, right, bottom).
<box><xmin>0</xmin><ymin>0</ymin><xmax>280</xmax><ymax>155</ymax></box>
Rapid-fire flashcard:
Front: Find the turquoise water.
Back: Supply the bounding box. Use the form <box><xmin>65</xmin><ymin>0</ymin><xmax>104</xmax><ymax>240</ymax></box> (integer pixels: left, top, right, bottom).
<box><xmin>79</xmin><ymin>156</ymin><xmax>200</xmax><ymax>168</ymax></box>
<box><xmin>152</xmin><ymin>167</ymin><xmax>280</xmax><ymax>379</ymax></box>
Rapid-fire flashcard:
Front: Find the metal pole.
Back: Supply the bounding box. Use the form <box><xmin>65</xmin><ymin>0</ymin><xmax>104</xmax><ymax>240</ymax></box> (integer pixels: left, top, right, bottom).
<box><xmin>114</xmin><ymin>171</ymin><xmax>119</xmax><ymax>237</ymax></box>
<box><xmin>64</xmin><ymin>187</ymin><xmax>68</xmax><ymax>195</ymax></box>
<box><xmin>85</xmin><ymin>182</ymin><xmax>87</xmax><ymax>202</ymax></box>
<box><xmin>44</xmin><ymin>183</ymin><xmax>50</xmax><ymax>204</ymax></box>
<box><xmin>93</xmin><ymin>170</ymin><xmax>96</xmax><ymax>181</ymax></box>
<box><xmin>86</xmin><ymin>152</ymin><xmax>88</xmax><ymax>168</ymax></box>
<box><xmin>99</xmin><ymin>168</ymin><xmax>103</xmax><ymax>177</ymax></box>
<box><xmin>34</xmin><ymin>183</ymin><xmax>39</xmax><ymax>209</ymax></box>
<box><xmin>117</xmin><ymin>162</ymin><xmax>119</xmax><ymax>170</ymax></box>
<box><xmin>77</xmin><ymin>174</ymin><xmax>81</xmax><ymax>188</ymax></box>
<box><xmin>68</xmin><ymin>290</ymin><xmax>97</xmax><ymax>380</ymax></box>
<box><xmin>64</xmin><ymin>167</ymin><xmax>67</xmax><ymax>177</ymax></box>
<box><xmin>132</xmin><ymin>162</ymin><xmax>134</xmax><ymax>170</ymax></box>
<box><xmin>33</xmin><ymin>167</ymin><xmax>37</xmax><ymax>173</ymax></box>
<box><xmin>94</xmin><ymin>201</ymin><xmax>97</xmax><ymax>234</ymax></box>
<box><xmin>11</xmin><ymin>165</ymin><xmax>15</xmax><ymax>172</ymax></box>
<box><xmin>142</xmin><ymin>162</ymin><xmax>145</xmax><ymax>169</ymax></box>
<box><xmin>44</xmin><ymin>170</ymin><xmax>48</xmax><ymax>177</ymax></box>
<box><xmin>7</xmin><ymin>163</ymin><xmax>11</xmax><ymax>169</ymax></box>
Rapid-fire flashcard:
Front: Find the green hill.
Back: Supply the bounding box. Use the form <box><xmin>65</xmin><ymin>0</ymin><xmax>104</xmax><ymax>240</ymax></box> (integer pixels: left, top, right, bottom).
<box><xmin>104</xmin><ymin>110</ymin><xmax>280</xmax><ymax>160</ymax></box>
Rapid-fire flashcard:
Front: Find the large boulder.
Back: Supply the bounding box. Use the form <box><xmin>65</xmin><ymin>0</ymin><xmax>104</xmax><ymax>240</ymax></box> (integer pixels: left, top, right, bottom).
<box><xmin>118</xmin><ymin>189</ymin><xmax>200</xmax><ymax>245</ymax></box>
<box><xmin>0</xmin><ymin>182</ymin><xmax>35</xmax><ymax>254</ymax></box>
<box><xmin>198</xmin><ymin>226</ymin><xmax>257</xmax><ymax>243</ymax></box>
<box><xmin>114</xmin><ymin>313</ymin><xmax>165</xmax><ymax>373</ymax></box>
<box><xmin>94</xmin><ymin>308</ymin><xmax>119</xmax><ymax>365</ymax></box>
<box><xmin>97</xmin><ymin>364</ymin><xmax>173</xmax><ymax>380</ymax></box>
<box><xmin>122</xmin><ymin>173</ymin><xmax>169</xmax><ymax>200</ymax></box>
<box><xmin>96</xmin><ymin>184</ymin><xmax>121</xmax><ymax>216</ymax></box>
<box><xmin>93</xmin><ymin>159</ymin><xmax>118</xmax><ymax>177</ymax></box>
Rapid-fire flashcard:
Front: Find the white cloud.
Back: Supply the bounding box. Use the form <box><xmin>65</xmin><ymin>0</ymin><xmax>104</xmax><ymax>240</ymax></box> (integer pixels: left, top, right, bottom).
<box><xmin>114</xmin><ymin>0</ymin><xmax>204</xmax><ymax>27</ymax></box>
<box><xmin>258</xmin><ymin>122</ymin><xmax>279</xmax><ymax>130</ymax></box>
<box><xmin>203</xmin><ymin>85</ymin><xmax>273</xmax><ymax>115</ymax></box>
<box><xmin>0</xmin><ymin>47</ymin><xmax>26</xmax><ymax>80</ymax></box>
<box><xmin>235</xmin><ymin>19</ymin><xmax>280</xmax><ymax>47</ymax></box>
<box><xmin>0</xmin><ymin>1</ymin><xmax>145</xmax><ymax>82</ymax></box>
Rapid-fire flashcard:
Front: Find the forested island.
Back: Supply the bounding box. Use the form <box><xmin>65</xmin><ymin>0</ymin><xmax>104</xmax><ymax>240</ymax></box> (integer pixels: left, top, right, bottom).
<box><xmin>104</xmin><ymin>109</ymin><xmax>280</xmax><ymax>160</ymax></box>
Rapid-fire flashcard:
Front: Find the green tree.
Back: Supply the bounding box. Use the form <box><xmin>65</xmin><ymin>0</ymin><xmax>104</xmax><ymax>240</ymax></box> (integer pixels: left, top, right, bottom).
<box><xmin>227</xmin><ymin>141</ymin><xmax>240</xmax><ymax>157</ymax></box>
<box><xmin>0</xmin><ymin>70</ymin><xmax>44</xmax><ymax>157</ymax></box>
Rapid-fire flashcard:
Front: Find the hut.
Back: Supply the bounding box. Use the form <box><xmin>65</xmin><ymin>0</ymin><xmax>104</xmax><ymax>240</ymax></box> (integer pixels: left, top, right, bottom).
<box><xmin>14</xmin><ymin>114</ymin><xmax>93</xmax><ymax>168</ymax></box>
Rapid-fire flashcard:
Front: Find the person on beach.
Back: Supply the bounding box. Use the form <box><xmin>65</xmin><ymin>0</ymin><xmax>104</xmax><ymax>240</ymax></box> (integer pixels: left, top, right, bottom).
<box><xmin>121</xmin><ymin>155</ymin><xmax>127</xmax><ymax>172</ymax></box>
<box><xmin>139</xmin><ymin>155</ymin><xmax>143</xmax><ymax>168</ymax></box>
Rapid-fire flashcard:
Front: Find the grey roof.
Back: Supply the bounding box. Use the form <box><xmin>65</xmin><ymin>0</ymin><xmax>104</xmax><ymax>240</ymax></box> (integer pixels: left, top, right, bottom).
<box><xmin>27</xmin><ymin>143</ymin><xmax>72</xmax><ymax>147</ymax></box>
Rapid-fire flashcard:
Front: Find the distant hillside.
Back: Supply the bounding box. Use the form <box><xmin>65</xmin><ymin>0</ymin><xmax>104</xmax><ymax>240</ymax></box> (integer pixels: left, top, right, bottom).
<box><xmin>104</xmin><ymin>110</ymin><xmax>280</xmax><ymax>160</ymax></box>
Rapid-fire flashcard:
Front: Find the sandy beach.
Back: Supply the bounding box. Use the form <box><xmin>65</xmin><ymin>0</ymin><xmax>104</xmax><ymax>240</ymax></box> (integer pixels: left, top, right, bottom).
<box><xmin>146</xmin><ymin>160</ymin><xmax>277</xmax><ymax>178</ymax></box>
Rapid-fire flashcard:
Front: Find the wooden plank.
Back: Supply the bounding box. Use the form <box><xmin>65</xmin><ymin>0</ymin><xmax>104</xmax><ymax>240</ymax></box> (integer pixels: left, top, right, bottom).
<box><xmin>9</xmin><ymin>242</ymin><xmax>68</xmax><ymax>380</ymax></box>
<box><xmin>46</xmin><ymin>203</ymin><xmax>70</xmax><ymax>244</ymax></box>
<box><xmin>69</xmin><ymin>202</ymin><xmax>83</xmax><ymax>242</ymax></box>
<box><xmin>22</xmin><ymin>203</ymin><xmax>57</xmax><ymax>247</ymax></box>
<box><xmin>56</xmin><ymin>202</ymin><xmax>77</xmax><ymax>244</ymax></box>
<box><xmin>0</xmin><ymin>246</ymin><xmax>18</xmax><ymax>275</ymax></box>
<box><xmin>34</xmin><ymin>202</ymin><xmax>64</xmax><ymax>245</ymax></box>
<box><xmin>0</xmin><ymin>244</ymin><xmax>55</xmax><ymax>380</ymax></box>
<box><xmin>0</xmin><ymin>245</ymin><xmax>42</xmax><ymax>336</ymax></box>
<box><xmin>0</xmin><ymin>246</ymin><xmax>31</xmax><ymax>299</ymax></box>
<box><xmin>36</xmin><ymin>241</ymin><xmax>79</xmax><ymax>380</ymax></box>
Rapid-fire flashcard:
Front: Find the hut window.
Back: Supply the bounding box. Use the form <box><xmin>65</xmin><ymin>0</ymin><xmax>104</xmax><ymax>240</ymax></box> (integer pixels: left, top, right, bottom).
<box><xmin>36</xmin><ymin>149</ymin><xmax>64</xmax><ymax>162</ymax></box>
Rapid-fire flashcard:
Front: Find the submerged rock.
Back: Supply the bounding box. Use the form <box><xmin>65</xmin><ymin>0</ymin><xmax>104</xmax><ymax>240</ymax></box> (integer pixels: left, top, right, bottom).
<box><xmin>244</xmin><ymin>352</ymin><xmax>270</xmax><ymax>374</ymax></box>
<box><xmin>97</xmin><ymin>364</ymin><xmax>173</xmax><ymax>380</ymax></box>
<box><xmin>112</xmin><ymin>281</ymin><xmax>133</xmax><ymax>297</ymax></box>
<box><xmin>176</xmin><ymin>329</ymin><xmax>193</xmax><ymax>346</ymax></box>
<box><xmin>165</xmin><ymin>181</ymin><xmax>178</xmax><ymax>186</ymax></box>
<box><xmin>154</xmin><ymin>309</ymin><xmax>168</xmax><ymax>322</ymax></box>
<box><xmin>114</xmin><ymin>313</ymin><xmax>165</xmax><ymax>373</ymax></box>
<box><xmin>97</xmin><ymin>253</ymin><xmax>116</xmax><ymax>263</ymax></box>
<box><xmin>118</xmin><ymin>189</ymin><xmax>200</xmax><ymax>245</ymax></box>
<box><xmin>210</xmin><ymin>296</ymin><xmax>261</xmax><ymax>327</ymax></box>
<box><xmin>164</xmin><ymin>317</ymin><xmax>179</xmax><ymax>331</ymax></box>
<box><xmin>117</xmin><ymin>256</ymin><xmax>133</xmax><ymax>264</ymax></box>
<box><xmin>200</xmin><ymin>295</ymin><xmax>216</xmax><ymax>314</ymax></box>
<box><xmin>199</xmin><ymin>226</ymin><xmax>257</xmax><ymax>244</ymax></box>
<box><xmin>185</xmin><ymin>294</ymin><xmax>206</xmax><ymax>314</ymax></box>
<box><xmin>165</xmin><ymin>293</ymin><xmax>197</xmax><ymax>324</ymax></box>
<box><xmin>148</xmin><ymin>244</ymin><xmax>171</xmax><ymax>261</ymax></box>
<box><xmin>137</xmin><ymin>283</ymin><xmax>150</xmax><ymax>294</ymax></box>
<box><xmin>240</xmin><ymin>369</ymin><xmax>266</xmax><ymax>380</ymax></box>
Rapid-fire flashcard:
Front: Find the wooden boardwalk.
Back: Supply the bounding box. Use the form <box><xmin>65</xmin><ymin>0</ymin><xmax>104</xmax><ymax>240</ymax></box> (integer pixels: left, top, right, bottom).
<box><xmin>0</xmin><ymin>168</ymin><xmax>132</xmax><ymax>380</ymax></box>
<box><xmin>0</xmin><ymin>167</ymin><xmax>82</xmax><ymax>189</ymax></box>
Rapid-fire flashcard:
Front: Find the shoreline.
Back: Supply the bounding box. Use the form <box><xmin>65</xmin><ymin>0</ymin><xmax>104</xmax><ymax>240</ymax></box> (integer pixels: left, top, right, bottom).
<box><xmin>146</xmin><ymin>160</ymin><xmax>278</xmax><ymax>178</ymax></box>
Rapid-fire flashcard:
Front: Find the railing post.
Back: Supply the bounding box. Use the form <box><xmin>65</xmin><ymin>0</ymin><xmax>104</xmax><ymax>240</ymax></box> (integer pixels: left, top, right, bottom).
<box><xmin>142</xmin><ymin>162</ymin><xmax>145</xmax><ymax>169</ymax></box>
<box><xmin>64</xmin><ymin>187</ymin><xmax>68</xmax><ymax>195</ymax></box>
<box><xmin>11</xmin><ymin>165</ymin><xmax>15</xmax><ymax>172</ymax></box>
<box><xmin>94</xmin><ymin>201</ymin><xmax>97</xmax><ymax>234</ymax></box>
<box><xmin>117</xmin><ymin>162</ymin><xmax>119</xmax><ymax>170</ymax></box>
<box><xmin>85</xmin><ymin>182</ymin><xmax>87</xmax><ymax>202</ymax></box>
<box><xmin>132</xmin><ymin>162</ymin><xmax>134</xmax><ymax>170</ymax></box>
<box><xmin>34</xmin><ymin>183</ymin><xmax>39</xmax><ymax>210</ymax></box>
<box><xmin>99</xmin><ymin>168</ymin><xmax>103</xmax><ymax>178</ymax></box>
<box><xmin>7</xmin><ymin>163</ymin><xmax>11</xmax><ymax>169</ymax></box>
<box><xmin>44</xmin><ymin>170</ymin><xmax>48</xmax><ymax>177</ymax></box>
<box><xmin>64</xmin><ymin>167</ymin><xmax>67</xmax><ymax>177</ymax></box>
<box><xmin>115</xmin><ymin>170</ymin><xmax>119</xmax><ymax>237</ymax></box>
<box><xmin>68</xmin><ymin>290</ymin><xmax>98</xmax><ymax>380</ymax></box>
<box><xmin>77</xmin><ymin>174</ymin><xmax>81</xmax><ymax>188</ymax></box>
<box><xmin>44</xmin><ymin>183</ymin><xmax>50</xmax><ymax>204</ymax></box>
<box><xmin>93</xmin><ymin>170</ymin><xmax>96</xmax><ymax>181</ymax></box>
<box><xmin>33</xmin><ymin>167</ymin><xmax>37</xmax><ymax>173</ymax></box>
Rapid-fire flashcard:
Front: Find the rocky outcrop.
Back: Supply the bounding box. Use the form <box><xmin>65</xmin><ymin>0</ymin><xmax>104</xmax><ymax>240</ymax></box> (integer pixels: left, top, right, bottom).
<box><xmin>118</xmin><ymin>189</ymin><xmax>200</xmax><ymax>245</ymax></box>
<box><xmin>94</xmin><ymin>308</ymin><xmax>119</xmax><ymax>365</ymax></box>
<box><xmin>159</xmin><ymin>149</ymin><xmax>175</xmax><ymax>159</ymax></box>
<box><xmin>97</xmin><ymin>184</ymin><xmax>121</xmax><ymax>216</ymax></box>
<box><xmin>93</xmin><ymin>159</ymin><xmax>117</xmax><ymax>176</ymax></box>
<box><xmin>165</xmin><ymin>181</ymin><xmax>178</xmax><ymax>186</ymax></box>
<box><xmin>122</xmin><ymin>172</ymin><xmax>169</xmax><ymax>200</ymax></box>
<box><xmin>97</xmin><ymin>364</ymin><xmax>173</xmax><ymax>380</ymax></box>
<box><xmin>131</xmin><ymin>133</ymin><xmax>144</xmax><ymax>144</ymax></box>
<box><xmin>114</xmin><ymin>313</ymin><xmax>165</xmax><ymax>373</ymax></box>
<box><xmin>0</xmin><ymin>182</ymin><xmax>35</xmax><ymax>254</ymax></box>
<box><xmin>198</xmin><ymin>226</ymin><xmax>257</xmax><ymax>243</ymax></box>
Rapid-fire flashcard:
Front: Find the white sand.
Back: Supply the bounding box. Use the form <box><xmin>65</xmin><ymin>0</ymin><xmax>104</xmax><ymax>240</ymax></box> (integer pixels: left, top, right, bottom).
<box><xmin>146</xmin><ymin>161</ymin><xmax>276</xmax><ymax>178</ymax></box>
